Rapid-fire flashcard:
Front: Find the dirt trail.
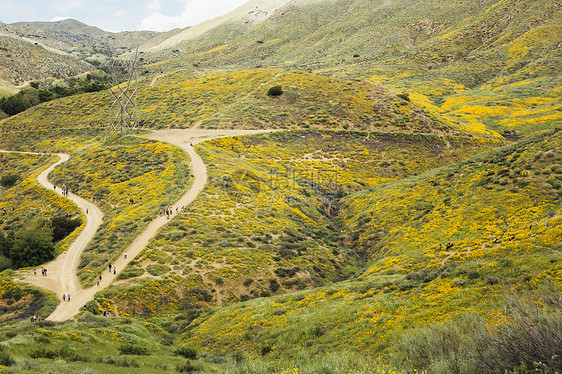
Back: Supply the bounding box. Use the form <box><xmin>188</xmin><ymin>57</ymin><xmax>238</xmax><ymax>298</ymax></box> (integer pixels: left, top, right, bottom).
<box><xmin>10</xmin><ymin>129</ymin><xmax>272</xmax><ymax>321</ymax></box>
<box><xmin>2</xmin><ymin>151</ymin><xmax>104</xmax><ymax>315</ymax></box>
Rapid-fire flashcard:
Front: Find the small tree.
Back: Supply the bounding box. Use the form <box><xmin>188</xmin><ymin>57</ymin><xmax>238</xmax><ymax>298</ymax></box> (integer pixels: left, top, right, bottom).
<box><xmin>0</xmin><ymin>174</ymin><xmax>19</xmax><ymax>188</ymax></box>
<box><xmin>267</xmin><ymin>85</ymin><xmax>283</xmax><ymax>97</ymax></box>
<box><xmin>9</xmin><ymin>226</ymin><xmax>54</xmax><ymax>268</ymax></box>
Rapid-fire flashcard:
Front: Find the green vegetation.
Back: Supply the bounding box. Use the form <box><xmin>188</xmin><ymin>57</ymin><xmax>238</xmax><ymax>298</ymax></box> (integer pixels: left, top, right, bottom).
<box><xmin>0</xmin><ymin>0</ymin><xmax>560</xmax><ymax>371</ymax></box>
<box><xmin>0</xmin><ymin>73</ymin><xmax>110</xmax><ymax>118</ymax></box>
<box><xmin>98</xmin><ymin>130</ymin><xmax>502</xmax><ymax>317</ymax></box>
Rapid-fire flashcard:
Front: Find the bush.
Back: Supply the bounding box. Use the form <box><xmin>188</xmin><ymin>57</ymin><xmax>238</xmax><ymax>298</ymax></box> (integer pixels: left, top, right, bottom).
<box><xmin>9</xmin><ymin>226</ymin><xmax>55</xmax><ymax>268</ymax></box>
<box><xmin>0</xmin><ymin>349</ymin><xmax>15</xmax><ymax>367</ymax></box>
<box><xmin>118</xmin><ymin>344</ymin><xmax>150</xmax><ymax>356</ymax></box>
<box><xmin>50</xmin><ymin>215</ymin><xmax>81</xmax><ymax>242</ymax></box>
<box><xmin>30</xmin><ymin>347</ymin><xmax>57</xmax><ymax>359</ymax></box>
<box><xmin>396</xmin><ymin>293</ymin><xmax>562</xmax><ymax>373</ymax></box>
<box><xmin>0</xmin><ymin>174</ymin><xmax>19</xmax><ymax>188</ymax></box>
<box><xmin>174</xmin><ymin>346</ymin><xmax>197</xmax><ymax>359</ymax></box>
<box><xmin>267</xmin><ymin>86</ymin><xmax>283</xmax><ymax>97</ymax></box>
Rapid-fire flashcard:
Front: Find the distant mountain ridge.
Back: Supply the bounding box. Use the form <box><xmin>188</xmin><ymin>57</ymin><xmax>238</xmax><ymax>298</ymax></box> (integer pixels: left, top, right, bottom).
<box><xmin>0</xmin><ymin>18</ymin><xmax>160</xmax><ymax>92</ymax></box>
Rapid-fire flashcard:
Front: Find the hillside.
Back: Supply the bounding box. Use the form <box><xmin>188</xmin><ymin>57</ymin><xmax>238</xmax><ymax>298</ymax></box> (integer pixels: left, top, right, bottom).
<box><xmin>169</xmin><ymin>128</ymin><xmax>560</xmax><ymax>368</ymax></box>
<box><xmin>139</xmin><ymin>0</ymin><xmax>561</xmax><ymax>135</ymax></box>
<box><xmin>0</xmin><ymin>34</ymin><xmax>92</xmax><ymax>90</ymax></box>
<box><xmin>94</xmin><ymin>130</ymin><xmax>503</xmax><ymax>316</ymax></box>
<box><xmin>0</xmin><ymin>68</ymin><xmax>501</xmax><ymax>138</ymax></box>
<box><xmin>0</xmin><ymin>0</ymin><xmax>560</xmax><ymax>372</ymax></box>
<box><xmin>0</xmin><ymin>19</ymin><xmax>160</xmax><ymax>95</ymax></box>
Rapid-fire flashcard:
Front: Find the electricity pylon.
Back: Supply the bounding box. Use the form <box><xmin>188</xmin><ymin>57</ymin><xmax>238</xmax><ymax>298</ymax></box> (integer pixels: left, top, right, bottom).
<box><xmin>104</xmin><ymin>49</ymin><xmax>139</xmax><ymax>140</ymax></box>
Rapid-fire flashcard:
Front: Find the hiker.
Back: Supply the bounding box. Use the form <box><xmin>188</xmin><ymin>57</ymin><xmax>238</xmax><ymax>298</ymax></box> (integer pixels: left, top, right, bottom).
<box><xmin>99</xmin><ymin>274</ymin><xmax>102</xmax><ymax>281</ymax></box>
<box><xmin>124</xmin><ymin>251</ymin><xmax>127</xmax><ymax>259</ymax></box>
<box><xmin>33</xmin><ymin>269</ymin><xmax>36</xmax><ymax>276</ymax></box>
<box><xmin>44</xmin><ymin>268</ymin><xmax>47</xmax><ymax>276</ymax></box>
<box><xmin>109</xmin><ymin>264</ymin><xmax>112</xmax><ymax>273</ymax></box>
<box><xmin>83</xmin><ymin>305</ymin><xmax>86</xmax><ymax>311</ymax></box>
<box><xmin>113</xmin><ymin>267</ymin><xmax>116</xmax><ymax>275</ymax></box>
<box><xmin>67</xmin><ymin>294</ymin><xmax>70</xmax><ymax>302</ymax></box>
<box><xmin>63</xmin><ymin>294</ymin><xmax>66</xmax><ymax>301</ymax></box>
<box><xmin>97</xmin><ymin>280</ymin><xmax>100</xmax><ymax>286</ymax></box>
<box><xmin>86</xmin><ymin>208</ymin><xmax>88</xmax><ymax>214</ymax></box>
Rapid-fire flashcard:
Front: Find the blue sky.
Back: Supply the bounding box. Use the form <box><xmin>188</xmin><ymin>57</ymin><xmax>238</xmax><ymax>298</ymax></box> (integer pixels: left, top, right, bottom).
<box><xmin>0</xmin><ymin>0</ymin><xmax>249</xmax><ymax>32</ymax></box>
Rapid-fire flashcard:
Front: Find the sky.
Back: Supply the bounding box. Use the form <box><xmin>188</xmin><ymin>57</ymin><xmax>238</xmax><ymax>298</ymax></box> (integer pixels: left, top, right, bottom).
<box><xmin>0</xmin><ymin>0</ymin><xmax>250</xmax><ymax>32</ymax></box>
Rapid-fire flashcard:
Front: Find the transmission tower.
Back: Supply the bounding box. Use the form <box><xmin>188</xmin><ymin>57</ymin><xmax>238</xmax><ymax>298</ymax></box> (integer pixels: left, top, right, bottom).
<box><xmin>104</xmin><ymin>50</ymin><xmax>140</xmax><ymax>139</ymax></box>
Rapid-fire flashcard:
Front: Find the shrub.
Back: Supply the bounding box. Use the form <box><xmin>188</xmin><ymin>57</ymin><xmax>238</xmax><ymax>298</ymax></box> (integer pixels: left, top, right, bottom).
<box><xmin>397</xmin><ymin>92</ymin><xmax>410</xmax><ymax>102</ymax></box>
<box><xmin>50</xmin><ymin>215</ymin><xmax>81</xmax><ymax>242</ymax></box>
<box><xmin>0</xmin><ymin>349</ymin><xmax>15</xmax><ymax>367</ymax></box>
<box><xmin>118</xmin><ymin>344</ymin><xmax>150</xmax><ymax>356</ymax></box>
<box><xmin>0</xmin><ymin>174</ymin><xmax>19</xmax><ymax>188</ymax></box>
<box><xmin>9</xmin><ymin>226</ymin><xmax>55</xmax><ymax>268</ymax></box>
<box><xmin>267</xmin><ymin>86</ymin><xmax>283</xmax><ymax>97</ymax></box>
<box><xmin>174</xmin><ymin>347</ymin><xmax>197</xmax><ymax>359</ymax></box>
<box><xmin>30</xmin><ymin>348</ymin><xmax>57</xmax><ymax>359</ymax></box>
<box><xmin>396</xmin><ymin>294</ymin><xmax>562</xmax><ymax>373</ymax></box>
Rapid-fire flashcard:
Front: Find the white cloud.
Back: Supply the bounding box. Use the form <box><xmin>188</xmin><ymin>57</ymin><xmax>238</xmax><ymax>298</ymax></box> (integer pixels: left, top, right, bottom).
<box><xmin>148</xmin><ymin>0</ymin><xmax>161</xmax><ymax>11</ymax></box>
<box><xmin>139</xmin><ymin>0</ymin><xmax>248</xmax><ymax>31</ymax></box>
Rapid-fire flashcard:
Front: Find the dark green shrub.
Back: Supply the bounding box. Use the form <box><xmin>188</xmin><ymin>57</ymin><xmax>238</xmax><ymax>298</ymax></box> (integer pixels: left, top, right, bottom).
<box><xmin>174</xmin><ymin>347</ymin><xmax>197</xmax><ymax>359</ymax></box>
<box><xmin>30</xmin><ymin>348</ymin><xmax>57</xmax><ymax>359</ymax></box>
<box><xmin>397</xmin><ymin>92</ymin><xmax>410</xmax><ymax>102</ymax></box>
<box><xmin>118</xmin><ymin>343</ymin><xmax>149</xmax><ymax>356</ymax></box>
<box><xmin>267</xmin><ymin>86</ymin><xmax>283</xmax><ymax>97</ymax></box>
<box><xmin>0</xmin><ymin>174</ymin><xmax>19</xmax><ymax>188</ymax></box>
<box><xmin>0</xmin><ymin>347</ymin><xmax>15</xmax><ymax>366</ymax></box>
<box><xmin>10</xmin><ymin>226</ymin><xmax>55</xmax><ymax>268</ymax></box>
<box><xmin>260</xmin><ymin>345</ymin><xmax>272</xmax><ymax>355</ymax></box>
<box><xmin>50</xmin><ymin>215</ymin><xmax>81</xmax><ymax>242</ymax></box>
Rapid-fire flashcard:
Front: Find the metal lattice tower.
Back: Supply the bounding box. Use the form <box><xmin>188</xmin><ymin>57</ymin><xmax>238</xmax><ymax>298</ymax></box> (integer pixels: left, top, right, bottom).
<box><xmin>105</xmin><ymin>50</ymin><xmax>139</xmax><ymax>139</ymax></box>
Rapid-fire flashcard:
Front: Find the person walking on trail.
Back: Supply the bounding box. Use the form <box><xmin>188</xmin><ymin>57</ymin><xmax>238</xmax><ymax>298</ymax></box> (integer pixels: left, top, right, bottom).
<box><xmin>124</xmin><ymin>251</ymin><xmax>127</xmax><ymax>259</ymax></box>
<box><xmin>33</xmin><ymin>269</ymin><xmax>36</xmax><ymax>276</ymax></box>
<box><xmin>113</xmin><ymin>267</ymin><xmax>116</xmax><ymax>275</ymax></box>
<box><xmin>67</xmin><ymin>294</ymin><xmax>70</xmax><ymax>302</ymax></box>
<box><xmin>63</xmin><ymin>294</ymin><xmax>66</xmax><ymax>301</ymax></box>
<box><xmin>109</xmin><ymin>264</ymin><xmax>112</xmax><ymax>273</ymax></box>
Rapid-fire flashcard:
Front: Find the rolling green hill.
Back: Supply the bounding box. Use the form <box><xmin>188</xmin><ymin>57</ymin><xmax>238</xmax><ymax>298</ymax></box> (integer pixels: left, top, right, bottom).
<box><xmin>0</xmin><ymin>0</ymin><xmax>560</xmax><ymax>372</ymax></box>
<box><xmin>140</xmin><ymin>0</ymin><xmax>561</xmax><ymax>135</ymax></box>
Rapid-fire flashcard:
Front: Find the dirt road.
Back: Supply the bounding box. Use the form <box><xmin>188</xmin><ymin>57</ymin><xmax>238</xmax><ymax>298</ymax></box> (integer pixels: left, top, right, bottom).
<box><xmin>9</xmin><ymin>129</ymin><xmax>272</xmax><ymax>321</ymax></box>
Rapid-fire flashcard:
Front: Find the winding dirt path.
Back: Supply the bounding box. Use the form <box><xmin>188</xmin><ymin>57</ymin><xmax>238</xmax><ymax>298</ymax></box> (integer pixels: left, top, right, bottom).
<box><xmin>2</xmin><ymin>150</ymin><xmax>104</xmax><ymax>316</ymax></box>
<box><xmin>10</xmin><ymin>129</ymin><xmax>272</xmax><ymax>321</ymax></box>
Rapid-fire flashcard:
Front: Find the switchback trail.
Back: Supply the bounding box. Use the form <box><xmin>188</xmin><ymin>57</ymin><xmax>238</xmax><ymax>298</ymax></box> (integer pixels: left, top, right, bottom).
<box><xmin>12</xmin><ymin>129</ymin><xmax>272</xmax><ymax>321</ymax></box>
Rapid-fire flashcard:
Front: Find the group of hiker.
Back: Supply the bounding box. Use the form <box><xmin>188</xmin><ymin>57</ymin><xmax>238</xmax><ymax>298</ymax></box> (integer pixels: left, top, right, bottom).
<box><xmin>54</xmin><ymin>184</ymin><xmax>70</xmax><ymax>196</ymax></box>
<box><xmin>161</xmin><ymin>205</ymin><xmax>183</xmax><ymax>219</ymax></box>
<box><xmin>62</xmin><ymin>293</ymin><xmax>71</xmax><ymax>302</ymax></box>
<box><xmin>33</xmin><ymin>268</ymin><xmax>48</xmax><ymax>276</ymax></box>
